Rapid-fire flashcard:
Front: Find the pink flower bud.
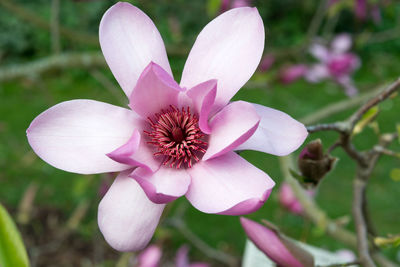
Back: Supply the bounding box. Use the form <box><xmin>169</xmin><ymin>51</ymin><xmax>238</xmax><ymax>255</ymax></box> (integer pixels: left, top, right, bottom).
<box><xmin>241</xmin><ymin>218</ymin><xmax>314</xmax><ymax>267</ymax></box>
<box><xmin>279</xmin><ymin>183</ymin><xmax>314</xmax><ymax>215</ymax></box>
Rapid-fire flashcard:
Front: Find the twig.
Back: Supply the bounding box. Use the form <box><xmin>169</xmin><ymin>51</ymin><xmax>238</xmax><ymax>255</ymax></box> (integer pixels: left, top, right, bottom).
<box><xmin>50</xmin><ymin>0</ymin><xmax>61</xmax><ymax>54</ymax></box>
<box><xmin>303</xmin><ymin>0</ymin><xmax>330</xmax><ymax>50</ymax></box>
<box><xmin>317</xmin><ymin>261</ymin><xmax>360</xmax><ymax>267</ymax></box>
<box><xmin>0</xmin><ymin>52</ymin><xmax>106</xmax><ymax>82</ymax></box>
<box><xmin>306</xmin><ymin>122</ymin><xmax>348</xmax><ymax>134</ymax></box>
<box><xmin>166</xmin><ymin>217</ymin><xmax>238</xmax><ymax>266</ymax></box>
<box><xmin>349</xmin><ymin>78</ymin><xmax>400</xmax><ymax>128</ymax></box>
<box><xmin>300</xmin><ymin>89</ymin><xmax>380</xmax><ymax>125</ymax></box>
<box><xmin>89</xmin><ymin>69</ymin><xmax>126</xmax><ymax>105</ymax></box>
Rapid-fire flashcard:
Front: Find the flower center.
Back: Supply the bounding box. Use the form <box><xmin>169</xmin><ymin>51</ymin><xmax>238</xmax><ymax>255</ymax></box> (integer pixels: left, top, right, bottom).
<box><xmin>144</xmin><ymin>105</ymin><xmax>207</xmax><ymax>168</ymax></box>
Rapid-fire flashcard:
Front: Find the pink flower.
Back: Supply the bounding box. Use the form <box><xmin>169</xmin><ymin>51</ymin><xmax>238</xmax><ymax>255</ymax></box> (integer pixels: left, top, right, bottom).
<box><xmin>137</xmin><ymin>245</ymin><xmax>162</xmax><ymax>267</ymax></box>
<box><xmin>280</xmin><ymin>64</ymin><xmax>308</xmax><ymax>84</ymax></box>
<box><xmin>306</xmin><ymin>34</ymin><xmax>360</xmax><ymax>96</ymax></box>
<box><xmin>279</xmin><ymin>183</ymin><xmax>314</xmax><ymax>215</ymax></box>
<box><xmin>240</xmin><ymin>218</ymin><xmax>314</xmax><ymax>267</ymax></box>
<box><xmin>258</xmin><ymin>54</ymin><xmax>275</xmax><ymax>72</ymax></box>
<box><xmin>220</xmin><ymin>0</ymin><xmax>252</xmax><ymax>12</ymax></box>
<box><xmin>26</xmin><ymin>2</ymin><xmax>307</xmax><ymax>251</ymax></box>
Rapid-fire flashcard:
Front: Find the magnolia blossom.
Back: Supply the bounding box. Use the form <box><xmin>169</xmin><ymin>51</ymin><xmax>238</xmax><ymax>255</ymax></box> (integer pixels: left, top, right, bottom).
<box><xmin>26</xmin><ymin>2</ymin><xmax>307</xmax><ymax>251</ymax></box>
<box><xmin>305</xmin><ymin>34</ymin><xmax>360</xmax><ymax>97</ymax></box>
<box><xmin>241</xmin><ymin>217</ymin><xmax>314</xmax><ymax>267</ymax></box>
<box><xmin>279</xmin><ymin>183</ymin><xmax>314</xmax><ymax>215</ymax></box>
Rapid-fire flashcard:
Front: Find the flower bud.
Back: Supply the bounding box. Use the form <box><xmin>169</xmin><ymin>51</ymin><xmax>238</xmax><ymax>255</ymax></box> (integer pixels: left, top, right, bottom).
<box><xmin>298</xmin><ymin>139</ymin><xmax>336</xmax><ymax>186</ymax></box>
<box><xmin>241</xmin><ymin>217</ymin><xmax>314</xmax><ymax>267</ymax></box>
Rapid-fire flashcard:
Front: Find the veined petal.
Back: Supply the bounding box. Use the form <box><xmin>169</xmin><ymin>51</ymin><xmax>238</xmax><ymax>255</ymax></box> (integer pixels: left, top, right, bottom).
<box><xmin>99</xmin><ymin>2</ymin><xmax>172</xmax><ymax>98</ymax></box>
<box><xmin>203</xmin><ymin>101</ymin><xmax>260</xmax><ymax>161</ymax></box>
<box><xmin>26</xmin><ymin>100</ymin><xmax>143</xmax><ymax>174</ymax></box>
<box><xmin>186</xmin><ymin>152</ymin><xmax>274</xmax><ymax>215</ymax></box>
<box><xmin>130</xmin><ymin>166</ymin><xmax>191</xmax><ymax>204</ymax></box>
<box><xmin>129</xmin><ymin>62</ymin><xmax>183</xmax><ymax>118</ymax></box>
<box><xmin>98</xmin><ymin>171</ymin><xmax>165</xmax><ymax>252</ymax></box>
<box><xmin>186</xmin><ymin>79</ymin><xmax>218</xmax><ymax>134</ymax></box>
<box><xmin>107</xmin><ymin>129</ymin><xmax>160</xmax><ymax>172</ymax></box>
<box><xmin>181</xmin><ymin>7</ymin><xmax>265</xmax><ymax>109</ymax></box>
<box><xmin>236</xmin><ymin>103</ymin><xmax>307</xmax><ymax>156</ymax></box>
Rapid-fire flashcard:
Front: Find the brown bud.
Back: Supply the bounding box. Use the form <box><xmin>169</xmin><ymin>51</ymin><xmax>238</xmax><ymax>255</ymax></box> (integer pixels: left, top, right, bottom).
<box><xmin>298</xmin><ymin>139</ymin><xmax>336</xmax><ymax>186</ymax></box>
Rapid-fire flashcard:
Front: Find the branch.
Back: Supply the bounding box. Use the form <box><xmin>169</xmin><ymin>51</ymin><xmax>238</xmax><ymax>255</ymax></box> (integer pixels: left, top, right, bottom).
<box><xmin>166</xmin><ymin>217</ymin><xmax>238</xmax><ymax>266</ymax></box>
<box><xmin>349</xmin><ymin>78</ymin><xmax>400</xmax><ymax>128</ymax></box>
<box><xmin>0</xmin><ymin>52</ymin><xmax>106</xmax><ymax>82</ymax></box>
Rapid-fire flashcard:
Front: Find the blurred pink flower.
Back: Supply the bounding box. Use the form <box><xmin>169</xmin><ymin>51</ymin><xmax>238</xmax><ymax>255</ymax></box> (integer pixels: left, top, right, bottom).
<box><xmin>241</xmin><ymin>217</ymin><xmax>314</xmax><ymax>267</ymax></box>
<box><xmin>137</xmin><ymin>245</ymin><xmax>162</xmax><ymax>267</ymax></box>
<box><xmin>26</xmin><ymin>2</ymin><xmax>308</xmax><ymax>251</ymax></box>
<box><xmin>220</xmin><ymin>0</ymin><xmax>252</xmax><ymax>12</ymax></box>
<box><xmin>329</xmin><ymin>0</ymin><xmax>382</xmax><ymax>24</ymax></box>
<box><xmin>306</xmin><ymin>34</ymin><xmax>360</xmax><ymax>96</ymax></box>
<box><xmin>280</xmin><ymin>64</ymin><xmax>308</xmax><ymax>84</ymax></box>
<box><xmin>279</xmin><ymin>183</ymin><xmax>314</xmax><ymax>215</ymax></box>
<box><xmin>258</xmin><ymin>54</ymin><xmax>275</xmax><ymax>72</ymax></box>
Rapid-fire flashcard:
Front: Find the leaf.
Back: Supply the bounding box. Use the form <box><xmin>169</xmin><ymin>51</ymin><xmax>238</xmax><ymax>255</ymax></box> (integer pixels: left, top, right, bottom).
<box><xmin>0</xmin><ymin>203</ymin><xmax>30</xmax><ymax>267</ymax></box>
<box><xmin>353</xmin><ymin>106</ymin><xmax>379</xmax><ymax>135</ymax></box>
<box><xmin>390</xmin><ymin>168</ymin><xmax>400</xmax><ymax>182</ymax></box>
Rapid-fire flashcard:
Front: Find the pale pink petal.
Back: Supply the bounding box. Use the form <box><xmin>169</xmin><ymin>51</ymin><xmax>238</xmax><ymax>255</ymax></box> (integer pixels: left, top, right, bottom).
<box><xmin>309</xmin><ymin>43</ymin><xmax>330</xmax><ymax>62</ymax></box>
<box><xmin>279</xmin><ymin>183</ymin><xmax>303</xmax><ymax>215</ymax></box>
<box><xmin>305</xmin><ymin>64</ymin><xmax>330</xmax><ymax>83</ymax></box>
<box><xmin>235</xmin><ymin>103</ymin><xmax>307</xmax><ymax>156</ymax></box>
<box><xmin>26</xmin><ymin>100</ymin><xmax>143</xmax><ymax>174</ymax></box>
<box><xmin>130</xmin><ymin>166</ymin><xmax>191</xmax><ymax>204</ymax></box>
<box><xmin>129</xmin><ymin>62</ymin><xmax>183</xmax><ymax>118</ymax></box>
<box><xmin>99</xmin><ymin>2</ymin><xmax>172</xmax><ymax>98</ymax></box>
<box><xmin>280</xmin><ymin>64</ymin><xmax>307</xmax><ymax>84</ymax></box>
<box><xmin>186</xmin><ymin>79</ymin><xmax>217</xmax><ymax>134</ymax></box>
<box><xmin>331</xmin><ymin>34</ymin><xmax>352</xmax><ymax>54</ymax></box>
<box><xmin>203</xmin><ymin>101</ymin><xmax>260</xmax><ymax>161</ymax></box>
<box><xmin>137</xmin><ymin>245</ymin><xmax>162</xmax><ymax>267</ymax></box>
<box><xmin>107</xmin><ymin>129</ymin><xmax>161</xmax><ymax>172</ymax></box>
<box><xmin>180</xmin><ymin>7</ymin><xmax>264</xmax><ymax>109</ymax></box>
<box><xmin>98</xmin><ymin>171</ymin><xmax>165</xmax><ymax>252</ymax></box>
<box><xmin>240</xmin><ymin>218</ymin><xmax>305</xmax><ymax>267</ymax></box>
<box><xmin>186</xmin><ymin>152</ymin><xmax>275</xmax><ymax>215</ymax></box>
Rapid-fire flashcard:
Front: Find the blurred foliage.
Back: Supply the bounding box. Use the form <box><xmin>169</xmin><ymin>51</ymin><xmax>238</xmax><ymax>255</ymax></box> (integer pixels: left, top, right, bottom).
<box><xmin>0</xmin><ymin>0</ymin><xmax>400</xmax><ymax>266</ymax></box>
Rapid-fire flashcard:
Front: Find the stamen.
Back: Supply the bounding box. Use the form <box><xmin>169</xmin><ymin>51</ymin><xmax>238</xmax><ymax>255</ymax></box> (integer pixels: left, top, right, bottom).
<box><xmin>144</xmin><ymin>105</ymin><xmax>207</xmax><ymax>168</ymax></box>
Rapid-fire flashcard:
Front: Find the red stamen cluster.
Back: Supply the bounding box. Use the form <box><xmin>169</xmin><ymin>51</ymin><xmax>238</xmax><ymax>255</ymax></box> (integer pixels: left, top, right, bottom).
<box><xmin>144</xmin><ymin>105</ymin><xmax>207</xmax><ymax>168</ymax></box>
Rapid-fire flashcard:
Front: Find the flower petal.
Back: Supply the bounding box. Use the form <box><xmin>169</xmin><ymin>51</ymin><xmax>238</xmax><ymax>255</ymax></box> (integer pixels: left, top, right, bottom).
<box><xmin>26</xmin><ymin>100</ymin><xmax>143</xmax><ymax>174</ymax></box>
<box><xmin>331</xmin><ymin>34</ymin><xmax>352</xmax><ymax>54</ymax></box>
<box><xmin>203</xmin><ymin>101</ymin><xmax>260</xmax><ymax>161</ymax></box>
<box><xmin>180</xmin><ymin>7</ymin><xmax>265</xmax><ymax>109</ymax></box>
<box><xmin>240</xmin><ymin>218</ymin><xmax>309</xmax><ymax>267</ymax></box>
<box><xmin>137</xmin><ymin>245</ymin><xmax>162</xmax><ymax>267</ymax></box>
<box><xmin>305</xmin><ymin>64</ymin><xmax>329</xmax><ymax>83</ymax></box>
<box><xmin>98</xmin><ymin>171</ymin><xmax>165</xmax><ymax>252</ymax></box>
<box><xmin>186</xmin><ymin>152</ymin><xmax>274</xmax><ymax>215</ymax></box>
<box><xmin>186</xmin><ymin>79</ymin><xmax>217</xmax><ymax>134</ymax></box>
<box><xmin>309</xmin><ymin>43</ymin><xmax>330</xmax><ymax>62</ymax></box>
<box><xmin>129</xmin><ymin>62</ymin><xmax>183</xmax><ymax>118</ymax></box>
<box><xmin>130</xmin><ymin>166</ymin><xmax>191</xmax><ymax>204</ymax></box>
<box><xmin>99</xmin><ymin>2</ymin><xmax>172</xmax><ymax>98</ymax></box>
<box><xmin>107</xmin><ymin>129</ymin><xmax>160</xmax><ymax>172</ymax></box>
<box><xmin>235</xmin><ymin>103</ymin><xmax>307</xmax><ymax>156</ymax></box>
